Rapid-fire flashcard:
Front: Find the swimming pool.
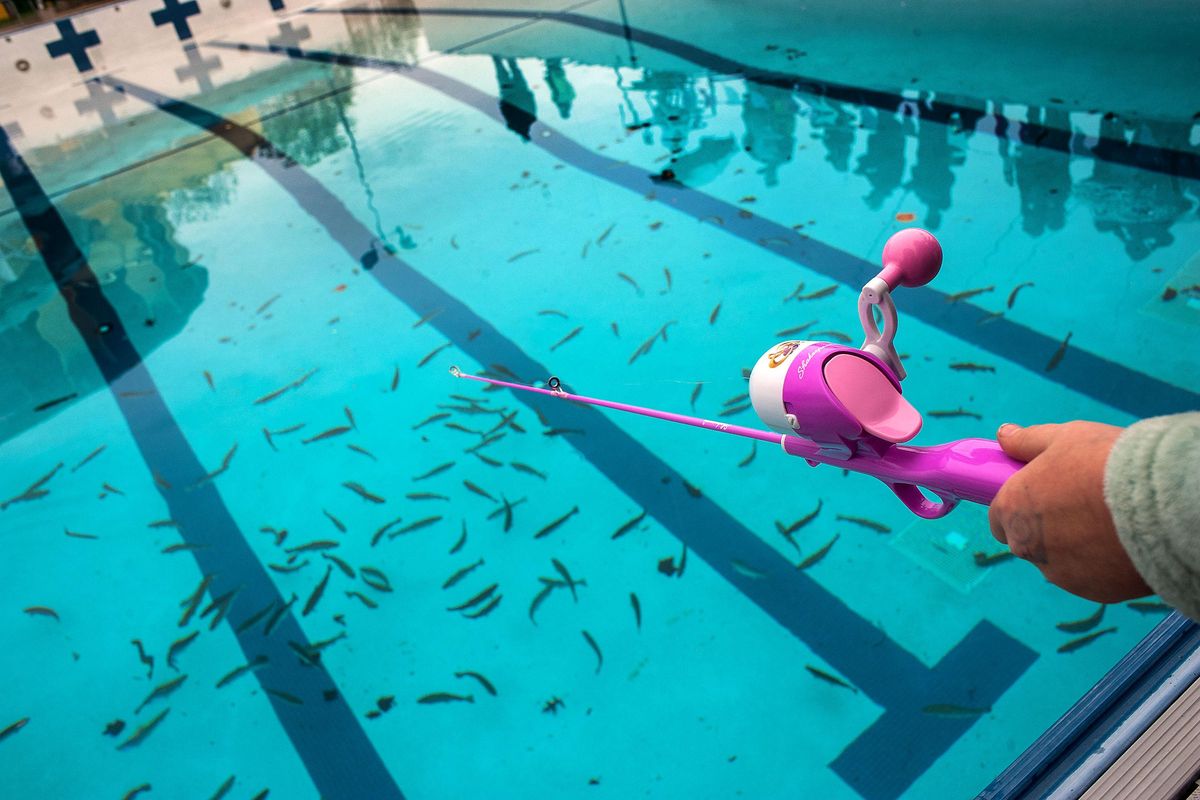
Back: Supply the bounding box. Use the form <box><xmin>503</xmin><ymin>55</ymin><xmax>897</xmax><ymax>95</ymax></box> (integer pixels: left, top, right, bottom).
<box><xmin>2</xmin><ymin>1</ymin><xmax>1199</xmax><ymax>797</ymax></box>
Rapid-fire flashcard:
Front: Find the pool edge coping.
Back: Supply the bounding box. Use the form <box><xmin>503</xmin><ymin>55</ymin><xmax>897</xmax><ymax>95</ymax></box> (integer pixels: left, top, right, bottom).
<box><xmin>978</xmin><ymin>611</ymin><xmax>1200</xmax><ymax>799</ymax></box>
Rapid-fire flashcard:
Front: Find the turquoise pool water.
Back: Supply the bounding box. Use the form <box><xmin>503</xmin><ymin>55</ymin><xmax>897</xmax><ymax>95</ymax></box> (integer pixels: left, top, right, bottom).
<box><xmin>2</xmin><ymin>1</ymin><xmax>1199</xmax><ymax>798</ymax></box>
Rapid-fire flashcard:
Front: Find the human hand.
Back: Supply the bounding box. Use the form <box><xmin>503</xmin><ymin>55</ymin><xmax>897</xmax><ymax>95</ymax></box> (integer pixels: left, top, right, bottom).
<box><xmin>988</xmin><ymin>421</ymin><xmax>1153</xmax><ymax>603</ymax></box>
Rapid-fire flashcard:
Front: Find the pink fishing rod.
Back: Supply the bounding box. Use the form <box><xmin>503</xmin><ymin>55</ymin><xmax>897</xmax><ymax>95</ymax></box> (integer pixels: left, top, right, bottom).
<box><xmin>450</xmin><ymin>367</ymin><xmax>785</xmax><ymax>445</ymax></box>
<box><xmin>451</xmin><ymin>229</ymin><xmax>1024</xmax><ymax>518</ymax></box>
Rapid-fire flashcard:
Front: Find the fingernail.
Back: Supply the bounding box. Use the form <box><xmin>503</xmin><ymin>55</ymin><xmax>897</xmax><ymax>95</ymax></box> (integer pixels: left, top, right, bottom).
<box><xmin>998</xmin><ymin>423</ymin><xmax>1016</xmax><ymax>436</ymax></box>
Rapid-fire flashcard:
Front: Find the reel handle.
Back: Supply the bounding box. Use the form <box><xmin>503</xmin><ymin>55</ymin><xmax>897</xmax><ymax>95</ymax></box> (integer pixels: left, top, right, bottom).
<box><xmin>858</xmin><ymin>229</ymin><xmax>943</xmax><ymax>381</ymax></box>
<box><xmin>878</xmin><ymin>228</ymin><xmax>943</xmax><ymax>290</ymax></box>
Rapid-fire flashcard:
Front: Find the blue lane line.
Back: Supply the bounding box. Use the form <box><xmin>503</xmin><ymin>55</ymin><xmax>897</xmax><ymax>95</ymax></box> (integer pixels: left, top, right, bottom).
<box><xmin>103</xmin><ymin>74</ymin><xmax>1037</xmax><ymax>800</ymax></box>
<box><xmin>209</xmin><ymin>39</ymin><xmax>1200</xmax><ymax>423</ymax></box>
<box><xmin>0</xmin><ymin>128</ymin><xmax>405</xmax><ymax>800</ymax></box>
<box><xmin>312</xmin><ymin>5</ymin><xmax>1200</xmax><ymax>183</ymax></box>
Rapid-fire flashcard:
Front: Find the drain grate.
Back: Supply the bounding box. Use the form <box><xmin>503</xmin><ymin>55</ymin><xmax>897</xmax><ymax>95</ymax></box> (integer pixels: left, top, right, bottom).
<box><xmin>891</xmin><ymin>502</ymin><xmax>1002</xmax><ymax>593</ymax></box>
<box><xmin>1146</xmin><ymin>249</ymin><xmax>1200</xmax><ymax>326</ymax></box>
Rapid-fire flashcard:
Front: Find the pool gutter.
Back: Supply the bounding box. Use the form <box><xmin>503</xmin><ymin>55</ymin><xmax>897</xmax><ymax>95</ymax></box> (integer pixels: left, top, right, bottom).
<box><xmin>979</xmin><ymin>612</ymin><xmax>1200</xmax><ymax>799</ymax></box>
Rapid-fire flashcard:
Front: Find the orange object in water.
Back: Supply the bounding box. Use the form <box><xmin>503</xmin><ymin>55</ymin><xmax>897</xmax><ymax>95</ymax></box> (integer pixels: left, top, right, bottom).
<box><xmin>333</xmin><ymin>284</ymin><xmax>347</xmax><ymax>292</ymax></box>
<box><xmin>895</xmin><ymin>212</ymin><xmax>916</xmax><ymax>222</ymax></box>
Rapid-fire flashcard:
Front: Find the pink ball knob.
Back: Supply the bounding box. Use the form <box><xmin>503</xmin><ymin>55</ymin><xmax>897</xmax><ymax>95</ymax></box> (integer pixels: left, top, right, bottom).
<box><xmin>879</xmin><ymin>228</ymin><xmax>942</xmax><ymax>289</ymax></box>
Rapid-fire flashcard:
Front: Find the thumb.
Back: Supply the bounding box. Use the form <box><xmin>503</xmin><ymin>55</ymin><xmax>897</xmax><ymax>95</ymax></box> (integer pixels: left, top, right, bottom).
<box><xmin>997</xmin><ymin>423</ymin><xmax>1060</xmax><ymax>463</ymax></box>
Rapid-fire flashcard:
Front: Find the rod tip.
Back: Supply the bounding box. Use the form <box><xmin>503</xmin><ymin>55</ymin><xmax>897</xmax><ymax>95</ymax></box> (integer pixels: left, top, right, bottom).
<box><xmin>448</xmin><ymin>365</ymin><xmax>462</xmax><ymax>377</ymax></box>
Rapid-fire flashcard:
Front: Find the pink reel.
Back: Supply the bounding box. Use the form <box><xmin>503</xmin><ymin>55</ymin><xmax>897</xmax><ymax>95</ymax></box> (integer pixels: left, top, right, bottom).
<box><xmin>748</xmin><ymin>228</ymin><xmax>949</xmax><ymax>509</ymax></box>
<box><xmin>748</xmin><ymin>341</ymin><xmax>922</xmax><ymax>459</ymax></box>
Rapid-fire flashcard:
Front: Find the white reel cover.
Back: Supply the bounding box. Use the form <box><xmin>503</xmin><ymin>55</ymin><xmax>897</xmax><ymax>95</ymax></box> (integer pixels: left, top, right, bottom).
<box><xmin>748</xmin><ymin>340</ymin><xmax>819</xmax><ymax>435</ymax></box>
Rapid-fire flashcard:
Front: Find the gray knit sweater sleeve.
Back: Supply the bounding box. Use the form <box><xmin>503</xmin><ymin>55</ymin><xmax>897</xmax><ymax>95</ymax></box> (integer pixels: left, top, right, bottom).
<box><xmin>1104</xmin><ymin>412</ymin><xmax>1200</xmax><ymax>621</ymax></box>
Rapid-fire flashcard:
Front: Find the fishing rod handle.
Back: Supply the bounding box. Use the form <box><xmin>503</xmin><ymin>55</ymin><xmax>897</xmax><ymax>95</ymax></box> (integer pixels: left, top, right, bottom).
<box><xmin>782</xmin><ymin>436</ymin><xmax>1024</xmax><ymax>518</ymax></box>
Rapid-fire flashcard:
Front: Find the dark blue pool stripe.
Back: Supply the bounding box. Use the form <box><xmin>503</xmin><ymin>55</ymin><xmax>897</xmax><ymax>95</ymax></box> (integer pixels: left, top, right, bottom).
<box><xmin>211</xmin><ymin>39</ymin><xmax>1200</xmax><ymax>423</ymax></box>
<box><xmin>104</xmin><ymin>75</ymin><xmax>1036</xmax><ymax>800</ymax></box>
<box><xmin>313</xmin><ymin>5</ymin><xmax>1200</xmax><ymax>183</ymax></box>
<box><xmin>0</xmin><ymin>128</ymin><xmax>404</xmax><ymax>800</ymax></box>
